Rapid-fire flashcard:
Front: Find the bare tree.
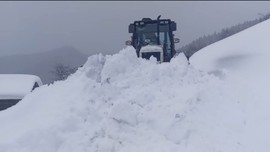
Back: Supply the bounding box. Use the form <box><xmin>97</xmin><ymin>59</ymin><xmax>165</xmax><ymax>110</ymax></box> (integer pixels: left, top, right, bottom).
<box><xmin>51</xmin><ymin>63</ymin><xmax>77</xmax><ymax>81</ymax></box>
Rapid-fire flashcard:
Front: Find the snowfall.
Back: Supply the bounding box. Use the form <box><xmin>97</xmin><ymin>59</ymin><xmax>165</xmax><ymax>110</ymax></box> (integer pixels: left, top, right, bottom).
<box><xmin>0</xmin><ymin>19</ymin><xmax>270</xmax><ymax>152</ymax></box>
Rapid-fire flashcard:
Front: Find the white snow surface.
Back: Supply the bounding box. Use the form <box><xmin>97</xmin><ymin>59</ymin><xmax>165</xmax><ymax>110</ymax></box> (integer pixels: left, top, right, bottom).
<box><xmin>0</xmin><ymin>74</ymin><xmax>43</xmax><ymax>99</ymax></box>
<box><xmin>1</xmin><ymin>19</ymin><xmax>270</xmax><ymax>152</ymax></box>
<box><xmin>190</xmin><ymin>19</ymin><xmax>270</xmax><ymax>83</ymax></box>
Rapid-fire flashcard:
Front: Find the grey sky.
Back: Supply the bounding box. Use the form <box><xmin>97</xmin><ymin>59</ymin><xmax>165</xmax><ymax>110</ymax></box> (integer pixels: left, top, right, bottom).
<box><xmin>0</xmin><ymin>1</ymin><xmax>270</xmax><ymax>56</ymax></box>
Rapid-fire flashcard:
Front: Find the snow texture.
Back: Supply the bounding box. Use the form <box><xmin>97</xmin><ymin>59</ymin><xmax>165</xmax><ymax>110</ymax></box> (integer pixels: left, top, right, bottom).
<box><xmin>0</xmin><ymin>19</ymin><xmax>270</xmax><ymax>152</ymax></box>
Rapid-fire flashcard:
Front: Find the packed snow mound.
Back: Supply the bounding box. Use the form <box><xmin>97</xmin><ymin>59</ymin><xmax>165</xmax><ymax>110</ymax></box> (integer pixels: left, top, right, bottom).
<box><xmin>0</xmin><ymin>46</ymin><xmax>227</xmax><ymax>152</ymax></box>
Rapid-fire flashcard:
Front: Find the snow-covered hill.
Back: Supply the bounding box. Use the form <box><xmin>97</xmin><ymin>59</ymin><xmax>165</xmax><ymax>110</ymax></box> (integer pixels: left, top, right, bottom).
<box><xmin>190</xmin><ymin>19</ymin><xmax>270</xmax><ymax>80</ymax></box>
<box><xmin>0</xmin><ymin>19</ymin><xmax>270</xmax><ymax>152</ymax></box>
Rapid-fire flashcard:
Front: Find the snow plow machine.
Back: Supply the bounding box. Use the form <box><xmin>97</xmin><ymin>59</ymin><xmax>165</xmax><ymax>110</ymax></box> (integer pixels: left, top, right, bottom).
<box><xmin>126</xmin><ymin>15</ymin><xmax>180</xmax><ymax>62</ymax></box>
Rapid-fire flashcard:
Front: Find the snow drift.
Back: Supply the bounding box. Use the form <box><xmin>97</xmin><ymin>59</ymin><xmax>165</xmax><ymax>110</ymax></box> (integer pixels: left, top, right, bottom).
<box><xmin>0</xmin><ymin>46</ymin><xmax>223</xmax><ymax>152</ymax></box>
<box><xmin>1</xmin><ymin>19</ymin><xmax>270</xmax><ymax>152</ymax></box>
<box><xmin>190</xmin><ymin>19</ymin><xmax>270</xmax><ymax>83</ymax></box>
<box><xmin>189</xmin><ymin>18</ymin><xmax>270</xmax><ymax>151</ymax></box>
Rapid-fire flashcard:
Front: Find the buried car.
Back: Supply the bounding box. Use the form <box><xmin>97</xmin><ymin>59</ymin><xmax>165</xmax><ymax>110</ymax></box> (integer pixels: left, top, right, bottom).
<box><xmin>0</xmin><ymin>74</ymin><xmax>43</xmax><ymax>111</ymax></box>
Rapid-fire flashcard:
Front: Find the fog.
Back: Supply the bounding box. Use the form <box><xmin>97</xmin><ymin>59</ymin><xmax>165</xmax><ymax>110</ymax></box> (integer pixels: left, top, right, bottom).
<box><xmin>1</xmin><ymin>1</ymin><xmax>270</xmax><ymax>56</ymax></box>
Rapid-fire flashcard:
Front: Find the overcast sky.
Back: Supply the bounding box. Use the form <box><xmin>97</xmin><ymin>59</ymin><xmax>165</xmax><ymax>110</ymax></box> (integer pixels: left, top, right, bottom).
<box><xmin>1</xmin><ymin>1</ymin><xmax>270</xmax><ymax>56</ymax></box>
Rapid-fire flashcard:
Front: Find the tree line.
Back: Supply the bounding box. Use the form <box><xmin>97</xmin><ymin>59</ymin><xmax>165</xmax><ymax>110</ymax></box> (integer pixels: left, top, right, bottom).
<box><xmin>178</xmin><ymin>13</ymin><xmax>270</xmax><ymax>59</ymax></box>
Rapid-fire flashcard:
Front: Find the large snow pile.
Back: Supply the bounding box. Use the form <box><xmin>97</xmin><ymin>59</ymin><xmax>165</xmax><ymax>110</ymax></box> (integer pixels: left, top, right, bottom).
<box><xmin>1</xmin><ymin>19</ymin><xmax>270</xmax><ymax>152</ymax></box>
<box><xmin>0</xmin><ymin>46</ymin><xmax>225</xmax><ymax>152</ymax></box>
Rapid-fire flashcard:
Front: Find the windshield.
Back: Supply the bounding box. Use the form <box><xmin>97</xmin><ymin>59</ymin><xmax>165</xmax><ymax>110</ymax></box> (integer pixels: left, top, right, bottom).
<box><xmin>134</xmin><ymin>23</ymin><xmax>172</xmax><ymax>58</ymax></box>
<box><xmin>135</xmin><ymin>23</ymin><xmax>171</xmax><ymax>46</ymax></box>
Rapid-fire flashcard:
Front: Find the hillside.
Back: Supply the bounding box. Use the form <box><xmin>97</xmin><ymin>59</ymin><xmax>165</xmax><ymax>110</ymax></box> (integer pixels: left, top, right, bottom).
<box><xmin>190</xmin><ymin>19</ymin><xmax>270</xmax><ymax>86</ymax></box>
<box><xmin>0</xmin><ymin>46</ymin><xmax>88</xmax><ymax>84</ymax></box>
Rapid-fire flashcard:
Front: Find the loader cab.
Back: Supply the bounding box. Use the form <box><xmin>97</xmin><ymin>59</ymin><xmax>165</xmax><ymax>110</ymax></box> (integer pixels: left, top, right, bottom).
<box><xmin>126</xmin><ymin>16</ymin><xmax>180</xmax><ymax>62</ymax></box>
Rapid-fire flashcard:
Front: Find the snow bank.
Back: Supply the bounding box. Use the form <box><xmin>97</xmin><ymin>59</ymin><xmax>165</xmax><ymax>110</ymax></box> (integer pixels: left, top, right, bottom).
<box><xmin>190</xmin><ymin>19</ymin><xmax>270</xmax><ymax>78</ymax></box>
<box><xmin>188</xmin><ymin>19</ymin><xmax>270</xmax><ymax>151</ymax></box>
<box><xmin>189</xmin><ymin>18</ymin><xmax>270</xmax><ymax>107</ymax></box>
<box><xmin>0</xmin><ymin>46</ymin><xmax>224</xmax><ymax>152</ymax></box>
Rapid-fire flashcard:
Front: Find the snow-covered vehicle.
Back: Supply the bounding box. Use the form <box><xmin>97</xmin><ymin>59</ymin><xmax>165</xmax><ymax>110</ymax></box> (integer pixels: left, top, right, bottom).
<box><xmin>0</xmin><ymin>74</ymin><xmax>43</xmax><ymax>111</ymax></box>
<box><xmin>126</xmin><ymin>15</ymin><xmax>180</xmax><ymax>62</ymax></box>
